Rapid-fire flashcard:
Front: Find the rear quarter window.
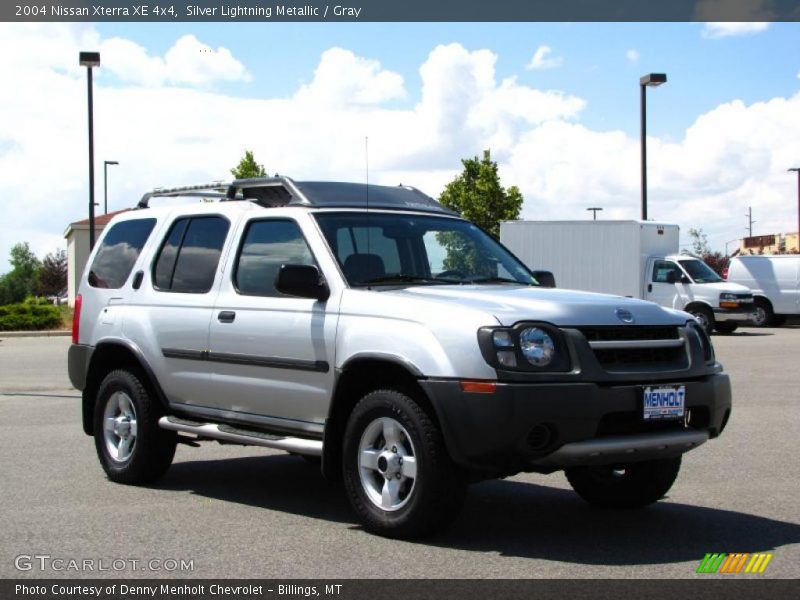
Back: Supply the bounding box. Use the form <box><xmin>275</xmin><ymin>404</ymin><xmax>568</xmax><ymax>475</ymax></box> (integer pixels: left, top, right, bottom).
<box><xmin>88</xmin><ymin>218</ymin><xmax>156</xmax><ymax>289</ymax></box>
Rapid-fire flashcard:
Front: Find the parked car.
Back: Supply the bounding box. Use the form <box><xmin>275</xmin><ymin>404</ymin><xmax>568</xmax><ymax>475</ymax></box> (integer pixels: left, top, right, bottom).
<box><xmin>725</xmin><ymin>255</ymin><xmax>800</xmax><ymax>326</ymax></box>
<box><xmin>68</xmin><ymin>177</ymin><xmax>732</xmax><ymax>538</ymax></box>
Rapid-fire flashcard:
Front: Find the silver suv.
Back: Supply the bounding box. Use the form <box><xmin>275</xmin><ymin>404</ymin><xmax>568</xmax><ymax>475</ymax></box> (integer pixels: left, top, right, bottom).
<box><xmin>68</xmin><ymin>177</ymin><xmax>732</xmax><ymax>538</ymax></box>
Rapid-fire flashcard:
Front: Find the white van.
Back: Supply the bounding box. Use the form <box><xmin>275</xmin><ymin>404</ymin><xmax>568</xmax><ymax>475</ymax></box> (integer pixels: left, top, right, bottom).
<box><xmin>726</xmin><ymin>255</ymin><xmax>800</xmax><ymax>326</ymax></box>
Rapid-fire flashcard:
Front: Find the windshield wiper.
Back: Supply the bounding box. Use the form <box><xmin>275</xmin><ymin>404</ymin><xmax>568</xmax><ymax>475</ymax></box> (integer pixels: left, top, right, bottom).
<box><xmin>360</xmin><ymin>275</ymin><xmax>460</xmax><ymax>286</ymax></box>
<box><xmin>467</xmin><ymin>276</ymin><xmax>532</xmax><ymax>285</ymax></box>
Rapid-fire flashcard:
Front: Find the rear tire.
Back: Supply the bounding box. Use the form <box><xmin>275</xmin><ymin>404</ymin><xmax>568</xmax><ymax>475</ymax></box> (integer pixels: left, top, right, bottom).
<box><xmin>752</xmin><ymin>298</ymin><xmax>774</xmax><ymax>327</ymax></box>
<box><xmin>565</xmin><ymin>456</ymin><xmax>682</xmax><ymax>509</ymax></box>
<box><xmin>342</xmin><ymin>389</ymin><xmax>466</xmax><ymax>538</ymax></box>
<box><xmin>94</xmin><ymin>369</ymin><xmax>176</xmax><ymax>485</ymax></box>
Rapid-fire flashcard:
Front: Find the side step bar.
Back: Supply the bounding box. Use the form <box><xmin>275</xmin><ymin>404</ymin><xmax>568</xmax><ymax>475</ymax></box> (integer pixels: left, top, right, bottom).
<box><xmin>158</xmin><ymin>416</ymin><xmax>322</xmax><ymax>457</ymax></box>
<box><xmin>530</xmin><ymin>429</ymin><xmax>709</xmax><ymax>469</ymax></box>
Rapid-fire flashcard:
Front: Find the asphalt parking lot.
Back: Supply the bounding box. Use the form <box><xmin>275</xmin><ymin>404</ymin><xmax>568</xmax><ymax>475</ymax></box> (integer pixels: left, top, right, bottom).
<box><xmin>1</xmin><ymin>328</ymin><xmax>798</xmax><ymax>579</ymax></box>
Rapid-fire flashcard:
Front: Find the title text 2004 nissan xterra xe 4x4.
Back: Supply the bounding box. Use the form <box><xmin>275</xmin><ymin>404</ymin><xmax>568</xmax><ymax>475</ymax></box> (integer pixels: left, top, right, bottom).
<box><xmin>68</xmin><ymin>177</ymin><xmax>732</xmax><ymax>538</ymax></box>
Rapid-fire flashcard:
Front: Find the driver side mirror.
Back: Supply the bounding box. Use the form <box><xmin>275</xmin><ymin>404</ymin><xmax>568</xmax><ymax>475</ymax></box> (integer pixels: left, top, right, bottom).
<box><xmin>665</xmin><ymin>271</ymin><xmax>678</xmax><ymax>284</ymax></box>
<box><xmin>533</xmin><ymin>270</ymin><xmax>556</xmax><ymax>288</ymax></box>
<box><xmin>275</xmin><ymin>264</ymin><xmax>329</xmax><ymax>301</ymax></box>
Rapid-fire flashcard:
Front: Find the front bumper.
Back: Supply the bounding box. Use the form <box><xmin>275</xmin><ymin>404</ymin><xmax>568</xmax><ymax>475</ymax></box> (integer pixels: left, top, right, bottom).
<box><xmin>420</xmin><ymin>373</ymin><xmax>731</xmax><ymax>476</ymax></box>
<box><xmin>713</xmin><ymin>307</ymin><xmax>755</xmax><ymax>323</ymax></box>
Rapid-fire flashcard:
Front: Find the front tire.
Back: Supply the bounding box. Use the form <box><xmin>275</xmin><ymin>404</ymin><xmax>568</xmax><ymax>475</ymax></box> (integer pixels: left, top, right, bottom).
<box><xmin>714</xmin><ymin>322</ymin><xmax>738</xmax><ymax>334</ymax></box>
<box><xmin>689</xmin><ymin>306</ymin><xmax>714</xmax><ymax>335</ymax></box>
<box><xmin>565</xmin><ymin>456</ymin><xmax>682</xmax><ymax>509</ymax></box>
<box><xmin>752</xmin><ymin>298</ymin><xmax>774</xmax><ymax>327</ymax></box>
<box><xmin>94</xmin><ymin>369</ymin><xmax>176</xmax><ymax>485</ymax></box>
<box><xmin>342</xmin><ymin>389</ymin><xmax>465</xmax><ymax>538</ymax></box>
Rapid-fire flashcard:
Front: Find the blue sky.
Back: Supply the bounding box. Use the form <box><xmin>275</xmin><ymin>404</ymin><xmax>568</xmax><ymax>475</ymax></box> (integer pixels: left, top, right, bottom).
<box><xmin>95</xmin><ymin>22</ymin><xmax>800</xmax><ymax>139</ymax></box>
<box><xmin>1</xmin><ymin>21</ymin><xmax>799</xmax><ymax>272</ymax></box>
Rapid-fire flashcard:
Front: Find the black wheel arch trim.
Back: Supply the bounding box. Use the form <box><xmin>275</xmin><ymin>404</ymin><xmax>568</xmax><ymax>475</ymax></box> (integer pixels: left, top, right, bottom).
<box><xmin>336</xmin><ymin>352</ymin><xmax>425</xmax><ymax>378</ymax></box>
<box><xmin>321</xmin><ymin>353</ymin><xmax>427</xmax><ymax>481</ymax></box>
<box><xmin>82</xmin><ymin>339</ymin><xmax>170</xmax><ymax>436</ymax></box>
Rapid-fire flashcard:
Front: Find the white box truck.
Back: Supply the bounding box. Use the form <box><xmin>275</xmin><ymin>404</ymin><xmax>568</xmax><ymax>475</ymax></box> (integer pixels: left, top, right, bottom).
<box><xmin>500</xmin><ymin>220</ymin><xmax>755</xmax><ymax>334</ymax></box>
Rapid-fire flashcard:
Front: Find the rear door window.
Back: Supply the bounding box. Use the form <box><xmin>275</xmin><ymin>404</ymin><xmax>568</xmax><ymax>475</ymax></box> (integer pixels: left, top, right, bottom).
<box><xmin>153</xmin><ymin>216</ymin><xmax>230</xmax><ymax>293</ymax></box>
<box><xmin>88</xmin><ymin>218</ymin><xmax>156</xmax><ymax>289</ymax></box>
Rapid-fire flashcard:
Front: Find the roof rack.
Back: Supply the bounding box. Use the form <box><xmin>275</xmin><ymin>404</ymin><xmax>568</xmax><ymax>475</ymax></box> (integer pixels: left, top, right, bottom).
<box><xmin>225</xmin><ymin>176</ymin><xmax>311</xmax><ymax>207</ymax></box>
<box><xmin>136</xmin><ymin>176</ymin><xmax>455</xmax><ymax>215</ymax></box>
<box><xmin>137</xmin><ymin>182</ymin><xmax>231</xmax><ymax>208</ymax></box>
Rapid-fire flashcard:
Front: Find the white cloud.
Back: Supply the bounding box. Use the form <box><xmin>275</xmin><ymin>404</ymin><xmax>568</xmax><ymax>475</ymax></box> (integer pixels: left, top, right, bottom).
<box><xmin>294</xmin><ymin>47</ymin><xmax>405</xmax><ymax>105</ymax></box>
<box><xmin>101</xmin><ymin>34</ymin><xmax>251</xmax><ymax>86</ymax></box>
<box><xmin>526</xmin><ymin>45</ymin><xmax>563</xmax><ymax>70</ymax></box>
<box><xmin>1</xmin><ymin>24</ymin><xmax>799</xmax><ymax>272</ymax></box>
<box><xmin>702</xmin><ymin>22</ymin><xmax>770</xmax><ymax>38</ymax></box>
<box><xmin>626</xmin><ymin>49</ymin><xmax>640</xmax><ymax>63</ymax></box>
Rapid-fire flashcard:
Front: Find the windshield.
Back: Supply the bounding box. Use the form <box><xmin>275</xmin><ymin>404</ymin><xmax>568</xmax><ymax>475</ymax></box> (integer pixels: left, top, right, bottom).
<box><xmin>678</xmin><ymin>259</ymin><xmax>723</xmax><ymax>283</ymax></box>
<box><xmin>313</xmin><ymin>212</ymin><xmax>538</xmax><ymax>287</ymax></box>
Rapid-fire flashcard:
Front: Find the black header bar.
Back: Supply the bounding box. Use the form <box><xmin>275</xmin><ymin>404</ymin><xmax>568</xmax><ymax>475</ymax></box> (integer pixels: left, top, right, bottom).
<box><xmin>4</xmin><ymin>0</ymin><xmax>800</xmax><ymax>23</ymax></box>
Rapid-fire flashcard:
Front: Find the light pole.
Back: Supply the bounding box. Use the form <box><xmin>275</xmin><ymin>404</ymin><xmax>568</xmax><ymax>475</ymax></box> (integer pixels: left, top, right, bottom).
<box><xmin>586</xmin><ymin>207</ymin><xmax>603</xmax><ymax>220</ymax></box>
<box><xmin>79</xmin><ymin>51</ymin><xmax>100</xmax><ymax>249</ymax></box>
<box><xmin>104</xmin><ymin>160</ymin><xmax>119</xmax><ymax>214</ymax></box>
<box><xmin>725</xmin><ymin>239</ymin><xmax>740</xmax><ymax>256</ymax></box>
<box><xmin>790</xmin><ymin>168</ymin><xmax>800</xmax><ymax>251</ymax></box>
<box><xmin>640</xmin><ymin>73</ymin><xmax>667</xmax><ymax>221</ymax></box>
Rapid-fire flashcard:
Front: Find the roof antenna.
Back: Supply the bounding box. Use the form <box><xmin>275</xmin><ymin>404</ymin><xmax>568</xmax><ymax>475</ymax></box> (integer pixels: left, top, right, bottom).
<box><xmin>365</xmin><ymin>136</ymin><xmax>371</xmax><ymax>260</ymax></box>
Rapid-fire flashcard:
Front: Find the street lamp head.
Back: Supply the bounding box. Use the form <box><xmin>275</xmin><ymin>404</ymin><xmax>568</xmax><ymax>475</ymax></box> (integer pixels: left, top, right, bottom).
<box><xmin>640</xmin><ymin>73</ymin><xmax>667</xmax><ymax>87</ymax></box>
<box><xmin>789</xmin><ymin>168</ymin><xmax>800</xmax><ymax>173</ymax></box>
<box><xmin>105</xmin><ymin>160</ymin><xmax>119</xmax><ymax>166</ymax></box>
<box><xmin>79</xmin><ymin>51</ymin><xmax>100</xmax><ymax>67</ymax></box>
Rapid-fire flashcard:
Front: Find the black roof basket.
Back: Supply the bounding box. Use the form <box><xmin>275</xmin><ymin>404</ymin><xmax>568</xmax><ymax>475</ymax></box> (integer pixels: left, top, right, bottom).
<box><xmin>137</xmin><ymin>176</ymin><xmax>455</xmax><ymax>215</ymax></box>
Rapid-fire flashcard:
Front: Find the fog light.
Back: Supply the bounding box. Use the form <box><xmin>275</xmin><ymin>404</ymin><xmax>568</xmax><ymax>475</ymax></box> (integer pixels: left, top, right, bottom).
<box><xmin>497</xmin><ymin>350</ymin><xmax>517</xmax><ymax>368</ymax></box>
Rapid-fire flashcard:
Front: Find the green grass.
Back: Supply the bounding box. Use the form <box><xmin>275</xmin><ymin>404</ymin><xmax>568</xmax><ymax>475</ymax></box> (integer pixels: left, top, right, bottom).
<box><xmin>58</xmin><ymin>303</ymin><xmax>73</xmax><ymax>330</ymax></box>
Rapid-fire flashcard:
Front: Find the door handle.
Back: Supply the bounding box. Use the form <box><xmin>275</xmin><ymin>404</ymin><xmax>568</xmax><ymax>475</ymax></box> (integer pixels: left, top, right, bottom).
<box><xmin>218</xmin><ymin>311</ymin><xmax>236</xmax><ymax>323</ymax></box>
<box><xmin>647</xmin><ymin>284</ymin><xmax>653</xmax><ymax>293</ymax></box>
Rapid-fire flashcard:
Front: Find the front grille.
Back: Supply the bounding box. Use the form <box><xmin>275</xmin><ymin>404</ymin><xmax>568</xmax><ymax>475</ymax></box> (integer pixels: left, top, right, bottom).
<box><xmin>580</xmin><ymin>326</ymin><xmax>679</xmax><ymax>342</ymax></box>
<box><xmin>578</xmin><ymin>326</ymin><xmax>687</xmax><ymax>372</ymax></box>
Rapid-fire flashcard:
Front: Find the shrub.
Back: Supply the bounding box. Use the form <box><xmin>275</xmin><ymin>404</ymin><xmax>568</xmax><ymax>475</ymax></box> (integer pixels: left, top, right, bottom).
<box><xmin>0</xmin><ymin>301</ymin><xmax>63</xmax><ymax>331</ymax></box>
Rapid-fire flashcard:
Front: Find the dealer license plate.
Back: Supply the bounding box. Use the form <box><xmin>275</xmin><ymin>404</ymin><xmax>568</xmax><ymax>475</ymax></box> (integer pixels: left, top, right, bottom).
<box><xmin>643</xmin><ymin>385</ymin><xmax>686</xmax><ymax>421</ymax></box>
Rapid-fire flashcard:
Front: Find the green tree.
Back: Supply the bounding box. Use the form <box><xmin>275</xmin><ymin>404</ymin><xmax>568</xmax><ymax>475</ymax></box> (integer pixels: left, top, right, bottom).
<box><xmin>438</xmin><ymin>149</ymin><xmax>523</xmax><ymax>239</ymax></box>
<box><xmin>0</xmin><ymin>242</ymin><xmax>42</xmax><ymax>304</ymax></box>
<box><xmin>687</xmin><ymin>228</ymin><xmax>711</xmax><ymax>258</ymax></box>
<box><xmin>685</xmin><ymin>228</ymin><xmax>728</xmax><ymax>277</ymax></box>
<box><xmin>36</xmin><ymin>249</ymin><xmax>67</xmax><ymax>297</ymax></box>
<box><xmin>230</xmin><ymin>150</ymin><xmax>267</xmax><ymax>179</ymax></box>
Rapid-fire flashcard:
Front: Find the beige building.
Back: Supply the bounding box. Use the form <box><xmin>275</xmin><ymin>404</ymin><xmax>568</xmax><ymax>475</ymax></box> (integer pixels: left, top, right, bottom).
<box><xmin>738</xmin><ymin>231</ymin><xmax>799</xmax><ymax>255</ymax></box>
<box><xmin>63</xmin><ymin>210</ymin><xmax>128</xmax><ymax>307</ymax></box>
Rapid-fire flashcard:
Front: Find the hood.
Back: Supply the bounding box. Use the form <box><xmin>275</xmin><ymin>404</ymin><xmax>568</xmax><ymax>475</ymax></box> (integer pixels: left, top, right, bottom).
<box><xmin>383</xmin><ymin>285</ymin><xmax>687</xmax><ymax>327</ymax></box>
<box><xmin>693</xmin><ymin>281</ymin><xmax>752</xmax><ymax>295</ymax></box>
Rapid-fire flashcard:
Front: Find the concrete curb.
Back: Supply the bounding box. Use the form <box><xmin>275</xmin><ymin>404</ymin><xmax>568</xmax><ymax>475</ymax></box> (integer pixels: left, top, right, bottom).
<box><xmin>0</xmin><ymin>330</ymin><xmax>70</xmax><ymax>338</ymax></box>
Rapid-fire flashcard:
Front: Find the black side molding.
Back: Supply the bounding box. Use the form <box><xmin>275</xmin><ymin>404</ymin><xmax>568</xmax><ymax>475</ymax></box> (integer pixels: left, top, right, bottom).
<box><xmin>162</xmin><ymin>348</ymin><xmax>329</xmax><ymax>373</ymax></box>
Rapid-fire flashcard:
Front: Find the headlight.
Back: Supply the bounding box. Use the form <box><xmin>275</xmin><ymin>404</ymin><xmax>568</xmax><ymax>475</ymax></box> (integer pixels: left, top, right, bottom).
<box><xmin>478</xmin><ymin>324</ymin><xmax>570</xmax><ymax>372</ymax></box>
<box><xmin>519</xmin><ymin>327</ymin><xmax>556</xmax><ymax>367</ymax></box>
<box><xmin>719</xmin><ymin>292</ymin><xmax>744</xmax><ymax>309</ymax></box>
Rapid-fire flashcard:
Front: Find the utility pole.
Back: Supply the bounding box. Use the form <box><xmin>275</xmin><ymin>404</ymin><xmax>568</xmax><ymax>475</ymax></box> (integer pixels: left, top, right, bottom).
<box><xmin>746</xmin><ymin>206</ymin><xmax>755</xmax><ymax>238</ymax></box>
<box><xmin>586</xmin><ymin>207</ymin><xmax>603</xmax><ymax>220</ymax></box>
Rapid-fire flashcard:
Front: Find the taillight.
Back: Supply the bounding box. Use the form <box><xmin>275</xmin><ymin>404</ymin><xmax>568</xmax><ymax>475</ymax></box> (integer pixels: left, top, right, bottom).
<box><xmin>72</xmin><ymin>294</ymin><xmax>82</xmax><ymax>344</ymax></box>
